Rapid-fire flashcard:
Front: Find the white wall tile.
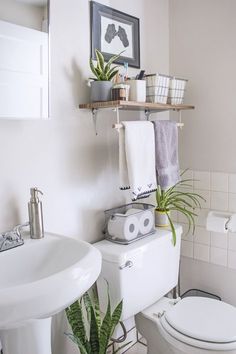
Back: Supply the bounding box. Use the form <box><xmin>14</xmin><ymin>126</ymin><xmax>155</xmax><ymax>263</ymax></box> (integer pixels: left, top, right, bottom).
<box><xmin>211</xmin><ymin>191</ymin><xmax>228</xmax><ymax>211</ymax></box>
<box><xmin>229</xmin><ymin>174</ymin><xmax>236</xmax><ymax>194</ymax></box>
<box><xmin>194</xmin><ymin>171</ymin><xmax>210</xmax><ymax>190</ymax></box>
<box><xmin>178</xmin><ymin>211</ymin><xmax>189</xmax><ymax>224</ymax></box>
<box><xmin>194</xmin><ymin>189</ymin><xmax>210</xmax><ymax>209</ymax></box>
<box><xmin>210</xmin><ymin>247</ymin><xmax>227</xmax><ymax>266</ymax></box>
<box><xmin>228</xmin><ymin>250</ymin><xmax>236</xmax><ymax>270</ymax></box>
<box><xmin>194</xmin><ymin>226</ymin><xmax>210</xmax><ymax>245</ymax></box>
<box><xmin>211</xmin><ymin>172</ymin><xmax>228</xmax><ymax>192</ymax></box>
<box><xmin>194</xmin><ymin>243</ymin><xmax>210</xmax><ymax>262</ymax></box>
<box><xmin>195</xmin><ymin>208</ymin><xmax>209</xmax><ymax>227</ymax></box>
<box><xmin>228</xmin><ymin>193</ymin><xmax>236</xmax><ymax>213</ymax></box>
<box><xmin>228</xmin><ymin>233</ymin><xmax>236</xmax><ymax>251</ymax></box>
<box><xmin>180</xmin><ymin>169</ymin><xmax>194</xmax><ymax>188</ymax></box>
<box><xmin>181</xmin><ymin>240</ymin><xmax>193</xmax><ymax>258</ymax></box>
<box><xmin>211</xmin><ymin>232</ymin><xmax>228</xmax><ymax>249</ymax></box>
<box><xmin>171</xmin><ymin>210</ymin><xmax>178</xmax><ymax>222</ymax></box>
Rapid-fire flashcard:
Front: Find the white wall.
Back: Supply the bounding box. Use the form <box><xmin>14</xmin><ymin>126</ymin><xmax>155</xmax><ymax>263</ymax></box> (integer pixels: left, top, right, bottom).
<box><xmin>170</xmin><ymin>0</ymin><xmax>236</xmax><ymax>305</ymax></box>
<box><xmin>170</xmin><ymin>0</ymin><xmax>236</xmax><ymax>173</ymax></box>
<box><xmin>0</xmin><ymin>0</ymin><xmax>169</xmax><ymax>353</ymax></box>
<box><xmin>0</xmin><ymin>0</ymin><xmax>44</xmax><ymax>30</ymax></box>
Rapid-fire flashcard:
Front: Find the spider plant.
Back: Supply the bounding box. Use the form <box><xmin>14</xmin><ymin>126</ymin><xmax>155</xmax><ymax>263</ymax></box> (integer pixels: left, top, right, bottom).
<box><xmin>155</xmin><ymin>171</ymin><xmax>205</xmax><ymax>246</ymax></box>
<box><xmin>90</xmin><ymin>49</ymin><xmax>123</xmax><ymax>81</ymax></box>
<box><xmin>65</xmin><ymin>284</ymin><xmax>131</xmax><ymax>354</ymax></box>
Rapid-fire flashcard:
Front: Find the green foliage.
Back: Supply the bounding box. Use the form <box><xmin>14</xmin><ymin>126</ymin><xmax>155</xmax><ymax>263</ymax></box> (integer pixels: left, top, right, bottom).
<box><xmin>89</xmin><ymin>49</ymin><xmax>123</xmax><ymax>81</ymax></box>
<box><xmin>65</xmin><ymin>284</ymin><xmax>131</xmax><ymax>354</ymax></box>
<box><xmin>156</xmin><ymin>170</ymin><xmax>206</xmax><ymax>246</ymax></box>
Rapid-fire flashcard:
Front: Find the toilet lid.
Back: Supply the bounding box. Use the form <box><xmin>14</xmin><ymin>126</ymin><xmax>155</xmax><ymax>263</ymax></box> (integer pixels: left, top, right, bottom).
<box><xmin>164</xmin><ymin>297</ymin><xmax>236</xmax><ymax>343</ymax></box>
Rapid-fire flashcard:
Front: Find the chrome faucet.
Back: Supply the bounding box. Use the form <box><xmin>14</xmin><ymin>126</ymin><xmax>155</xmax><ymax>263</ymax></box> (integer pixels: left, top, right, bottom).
<box><xmin>0</xmin><ymin>222</ymin><xmax>29</xmax><ymax>252</ymax></box>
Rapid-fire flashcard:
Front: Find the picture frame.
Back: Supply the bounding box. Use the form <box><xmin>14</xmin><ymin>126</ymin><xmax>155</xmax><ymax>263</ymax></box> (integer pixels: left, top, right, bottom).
<box><xmin>90</xmin><ymin>1</ymin><xmax>140</xmax><ymax>69</ymax></box>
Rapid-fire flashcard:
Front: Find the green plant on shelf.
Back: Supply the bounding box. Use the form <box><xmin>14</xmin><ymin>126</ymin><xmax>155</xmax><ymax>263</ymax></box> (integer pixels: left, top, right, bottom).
<box><xmin>89</xmin><ymin>49</ymin><xmax>123</xmax><ymax>81</ymax></box>
<box><xmin>155</xmin><ymin>170</ymin><xmax>206</xmax><ymax>246</ymax></box>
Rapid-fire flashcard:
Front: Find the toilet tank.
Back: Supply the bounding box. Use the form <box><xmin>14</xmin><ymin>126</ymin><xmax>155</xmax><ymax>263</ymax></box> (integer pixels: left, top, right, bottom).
<box><xmin>94</xmin><ymin>225</ymin><xmax>182</xmax><ymax>320</ymax></box>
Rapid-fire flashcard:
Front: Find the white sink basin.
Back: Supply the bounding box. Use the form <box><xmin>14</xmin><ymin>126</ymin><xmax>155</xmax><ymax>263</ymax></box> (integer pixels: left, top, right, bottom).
<box><xmin>0</xmin><ymin>232</ymin><xmax>102</xmax><ymax>354</ymax></box>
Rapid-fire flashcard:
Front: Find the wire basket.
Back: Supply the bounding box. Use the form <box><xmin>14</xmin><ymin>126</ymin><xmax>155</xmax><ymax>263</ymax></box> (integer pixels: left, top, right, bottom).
<box><xmin>145</xmin><ymin>73</ymin><xmax>171</xmax><ymax>104</ymax></box>
<box><xmin>168</xmin><ymin>77</ymin><xmax>188</xmax><ymax>105</ymax></box>
<box><xmin>104</xmin><ymin>203</ymin><xmax>155</xmax><ymax>245</ymax></box>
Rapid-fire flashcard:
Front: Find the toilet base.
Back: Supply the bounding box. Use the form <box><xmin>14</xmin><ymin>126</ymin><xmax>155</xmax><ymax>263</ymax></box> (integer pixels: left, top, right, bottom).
<box><xmin>136</xmin><ymin>311</ymin><xmax>236</xmax><ymax>354</ymax></box>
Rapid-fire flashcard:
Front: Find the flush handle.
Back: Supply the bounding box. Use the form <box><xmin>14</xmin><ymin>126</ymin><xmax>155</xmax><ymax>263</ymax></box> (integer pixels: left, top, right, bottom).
<box><xmin>119</xmin><ymin>260</ymin><xmax>133</xmax><ymax>270</ymax></box>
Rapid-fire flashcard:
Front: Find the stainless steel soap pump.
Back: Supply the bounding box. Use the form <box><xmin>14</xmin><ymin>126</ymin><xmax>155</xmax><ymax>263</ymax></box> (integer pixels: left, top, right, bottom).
<box><xmin>28</xmin><ymin>187</ymin><xmax>44</xmax><ymax>239</ymax></box>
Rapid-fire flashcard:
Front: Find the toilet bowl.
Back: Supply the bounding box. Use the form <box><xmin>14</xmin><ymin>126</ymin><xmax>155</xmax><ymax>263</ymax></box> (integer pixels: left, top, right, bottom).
<box><xmin>94</xmin><ymin>226</ymin><xmax>236</xmax><ymax>354</ymax></box>
<box><xmin>136</xmin><ymin>296</ymin><xmax>236</xmax><ymax>354</ymax></box>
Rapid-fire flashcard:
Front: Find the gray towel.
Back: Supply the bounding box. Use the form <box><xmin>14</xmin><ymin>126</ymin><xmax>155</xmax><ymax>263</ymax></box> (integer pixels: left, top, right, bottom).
<box><xmin>153</xmin><ymin>120</ymin><xmax>180</xmax><ymax>189</ymax></box>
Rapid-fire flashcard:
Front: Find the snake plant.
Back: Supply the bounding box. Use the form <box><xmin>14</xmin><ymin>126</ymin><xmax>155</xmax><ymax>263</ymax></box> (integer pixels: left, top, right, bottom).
<box><xmin>90</xmin><ymin>49</ymin><xmax>122</xmax><ymax>81</ymax></box>
<box><xmin>156</xmin><ymin>170</ymin><xmax>205</xmax><ymax>246</ymax></box>
<box><xmin>65</xmin><ymin>284</ymin><xmax>130</xmax><ymax>354</ymax></box>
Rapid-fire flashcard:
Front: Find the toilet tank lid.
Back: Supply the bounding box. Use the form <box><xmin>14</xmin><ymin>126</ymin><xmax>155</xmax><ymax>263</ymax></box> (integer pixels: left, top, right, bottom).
<box><xmin>164</xmin><ymin>297</ymin><xmax>236</xmax><ymax>343</ymax></box>
<box><xmin>94</xmin><ymin>226</ymin><xmax>182</xmax><ymax>264</ymax></box>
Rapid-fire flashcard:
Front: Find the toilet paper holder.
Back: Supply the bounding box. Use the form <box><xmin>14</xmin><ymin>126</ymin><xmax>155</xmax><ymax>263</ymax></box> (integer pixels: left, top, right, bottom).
<box><xmin>207</xmin><ymin>211</ymin><xmax>236</xmax><ymax>233</ymax></box>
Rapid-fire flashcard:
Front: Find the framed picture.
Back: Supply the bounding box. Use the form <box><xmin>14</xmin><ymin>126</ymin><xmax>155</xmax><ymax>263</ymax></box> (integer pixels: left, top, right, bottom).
<box><xmin>90</xmin><ymin>1</ymin><xmax>140</xmax><ymax>68</ymax></box>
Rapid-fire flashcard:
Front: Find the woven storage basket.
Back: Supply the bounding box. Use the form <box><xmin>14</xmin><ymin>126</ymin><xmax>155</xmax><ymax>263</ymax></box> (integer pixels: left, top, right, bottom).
<box><xmin>145</xmin><ymin>73</ymin><xmax>171</xmax><ymax>104</ymax></box>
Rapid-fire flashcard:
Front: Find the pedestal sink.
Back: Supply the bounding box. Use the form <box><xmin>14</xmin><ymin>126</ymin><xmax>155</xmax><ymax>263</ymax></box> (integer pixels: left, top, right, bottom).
<box><xmin>0</xmin><ymin>232</ymin><xmax>102</xmax><ymax>354</ymax></box>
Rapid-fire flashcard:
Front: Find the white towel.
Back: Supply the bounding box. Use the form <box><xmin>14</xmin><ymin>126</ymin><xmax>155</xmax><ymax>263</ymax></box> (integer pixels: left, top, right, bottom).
<box><xmin>119</xmin><ymin>121</ymin><xmax>157</xmax><ymax>200</ymax></box>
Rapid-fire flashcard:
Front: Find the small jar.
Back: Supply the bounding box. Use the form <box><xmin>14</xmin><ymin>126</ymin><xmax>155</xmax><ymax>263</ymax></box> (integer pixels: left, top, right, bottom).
<box><xmin>111</xmin><ymin>84</ymin><xmax>130</xmax><ymax>101</ymax></box>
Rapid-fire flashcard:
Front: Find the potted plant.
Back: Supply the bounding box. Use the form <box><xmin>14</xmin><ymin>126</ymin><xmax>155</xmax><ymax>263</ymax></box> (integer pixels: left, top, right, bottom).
<box><xmin>89</xmin><ymin>49</ymin><xmax>121</xmax><ymax>102</ymax></box>
<box><xmin>155</xmin><ymin>171</ymin><xmax>205</xmax><ymax>246</ymax></box>
<box><xmin>65</xmin><ymin>284</ymin><xmax>131</xmax><ymax>354</ymax></box>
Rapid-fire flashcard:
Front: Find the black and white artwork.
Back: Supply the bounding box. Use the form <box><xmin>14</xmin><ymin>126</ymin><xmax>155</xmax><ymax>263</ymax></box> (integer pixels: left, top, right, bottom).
<box><xmin>90</xmin><ymin>1</ymin><xmax>140</xmax><ymax>68</ymax></box>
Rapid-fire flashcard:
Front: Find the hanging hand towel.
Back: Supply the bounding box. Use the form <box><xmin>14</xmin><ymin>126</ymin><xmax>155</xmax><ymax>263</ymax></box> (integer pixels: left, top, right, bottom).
<box><xmin>119</xmin><ymin>121</ymin><xmax>157</xmax><ymax>200</ymax></box>
<box><xmin>153</xmin><ymin>120</ymin><xmax>180</xmax><ymax>190</ymax></box>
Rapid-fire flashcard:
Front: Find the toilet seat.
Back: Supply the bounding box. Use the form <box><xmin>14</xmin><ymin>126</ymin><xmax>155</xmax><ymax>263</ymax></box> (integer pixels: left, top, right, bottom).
<box><xmin>141</xmin><ymin>297</ymin><xmax>236</xmax><ymax>351</ymax></box>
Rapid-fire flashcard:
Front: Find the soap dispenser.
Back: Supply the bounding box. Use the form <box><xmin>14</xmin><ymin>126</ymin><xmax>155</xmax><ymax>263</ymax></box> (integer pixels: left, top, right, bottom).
<box><xmin>28</xmin><ymin>187</ymin><xmax>44</xmax><ymax>239</ymax></box>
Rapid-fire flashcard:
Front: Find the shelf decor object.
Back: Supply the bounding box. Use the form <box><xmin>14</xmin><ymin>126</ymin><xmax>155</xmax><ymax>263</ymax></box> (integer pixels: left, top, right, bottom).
<box><xmin>90</xmin><ymin>1</ymin><xmax>140</xmax><ymax>68</ymax></box>
<box><xmin>79</xmin><ymin>100</ymin><xmax>195</xmax><ymax>135</ymax></box>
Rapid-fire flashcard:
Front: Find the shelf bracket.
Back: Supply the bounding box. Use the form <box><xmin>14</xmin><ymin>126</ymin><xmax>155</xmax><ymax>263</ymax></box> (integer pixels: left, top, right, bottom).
<box><xmin>145</xmin><ymin>109</ymin><xmax>151</xmax><ymax>120</ymax></box>
<box><xmin>92</xmin><ymin>108</ymin><xmax>98</xmax><ymax>135</ymax></box>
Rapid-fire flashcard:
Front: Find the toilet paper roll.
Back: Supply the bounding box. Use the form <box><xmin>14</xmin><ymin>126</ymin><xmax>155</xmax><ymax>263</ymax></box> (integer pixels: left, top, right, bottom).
<box><xmin>107</xmin><ymin>215</ymin><xmax>139</xmax><ymax>241</ymax></box>
<box><xmin>206</xmin><ymin>211</ymin><xmax>229</xmax><ymax>234</ymax></box>
<box><xmin>125</xmin><ymin>208</ymin><xmax>141</xmax><ymax>216</ymax></box>
<box><xmin>139</xmin><ymin>210</ymin><xmax>154</xmax><ymax>235</ymax></box>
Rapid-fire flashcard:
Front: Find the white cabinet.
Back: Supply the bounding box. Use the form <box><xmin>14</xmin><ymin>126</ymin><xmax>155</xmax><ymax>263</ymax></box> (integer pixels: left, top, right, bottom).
<box><xmin>0</xmin><ymin>20</ymin><xmax>49</xmax><ymax>119</ymax></box>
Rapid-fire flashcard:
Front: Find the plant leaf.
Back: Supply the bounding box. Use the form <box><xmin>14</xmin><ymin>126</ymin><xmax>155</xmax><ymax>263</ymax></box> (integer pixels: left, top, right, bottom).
<box><xmin>65</xmin><ymin>300</ymin><xmax>89</xmax><ymax>351</ymax></box>
<box><xmin>99</xmin><ymin>293</ymin><xmax>112</xmax><ymax>354</ymax></box>
<box><xmin>166</xmin><ymin>212</ymin><xmax>176</xmax><ymax>246</ymax></box>
<box><xmin>95</xmin><ymin>49</ymin><xmax>105</xmax><ymax>72</ymax></box>
<box><xmin>108</xmin><ymin>70</ymin><xmax>119</xmax><ymax>81</ymax></box>
<box><xmin>90</xmin><ymin>307</ymin><xmax>100</xmax><ymax>354</ymax></box>
<box><xmin>65</xmin><ymin>333</ymin><xmax>89</xmax><ymax>354</ymax></box>
<box><xmin>110</xmin><ymin>301</ymin><xmax>123</xmax><ymax>336</ymax></box>
<box><xmin>92</xmin><ymin>285</ymin><xmax>102</xmax><ymax>333</ymax></box>
<box><xmin>90</xmin><ymin>58</ymin><xmax>99</xmax><ymax>79</ymax></box>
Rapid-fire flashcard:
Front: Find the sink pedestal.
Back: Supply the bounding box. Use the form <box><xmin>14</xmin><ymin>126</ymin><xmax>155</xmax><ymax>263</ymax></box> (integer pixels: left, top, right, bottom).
<box><xmin>0</xmin><ymin>318</ymin><xmax>52</xmax><ymax>354</ymax></box>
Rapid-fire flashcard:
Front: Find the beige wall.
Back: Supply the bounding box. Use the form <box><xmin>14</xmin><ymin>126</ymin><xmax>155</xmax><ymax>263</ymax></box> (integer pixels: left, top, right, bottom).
<box><xmin>170</xmin><ymin>0</ymin><xmax>236</xmax><ymax>305</ymax></box>
<box><xmin>170</xmin><ymin>0</ymin><xmax>236</xmax><ymax>173</ymax></box>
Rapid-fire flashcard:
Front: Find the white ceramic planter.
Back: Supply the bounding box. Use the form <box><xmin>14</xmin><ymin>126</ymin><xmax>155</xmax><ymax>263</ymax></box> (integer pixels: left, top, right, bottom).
<box><xmin>155</xmin><ymin>209</ymin><xmax>170</xmax><ymax>227</ymax></box>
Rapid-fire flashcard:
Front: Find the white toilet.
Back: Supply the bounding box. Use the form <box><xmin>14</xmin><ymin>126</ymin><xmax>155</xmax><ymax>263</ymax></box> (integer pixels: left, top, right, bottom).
<box><xmin>95</xmin><ymin>225</ymin><xmax>236</xmax><ymax>354</ymax></box>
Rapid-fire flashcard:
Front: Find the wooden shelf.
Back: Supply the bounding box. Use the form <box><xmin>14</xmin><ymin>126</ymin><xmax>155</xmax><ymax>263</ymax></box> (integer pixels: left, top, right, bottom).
<box><xmin>79</xmin><ymin>100</ymin><xmax>195</xmax><ymax>113</ymax></box>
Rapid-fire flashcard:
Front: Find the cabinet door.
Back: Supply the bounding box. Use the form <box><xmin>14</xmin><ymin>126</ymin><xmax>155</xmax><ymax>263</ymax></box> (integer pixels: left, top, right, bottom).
<box><xmin>0</xmin><ymin>20</ymin><xmax>48</xmax><ymax>119</ymax></box>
